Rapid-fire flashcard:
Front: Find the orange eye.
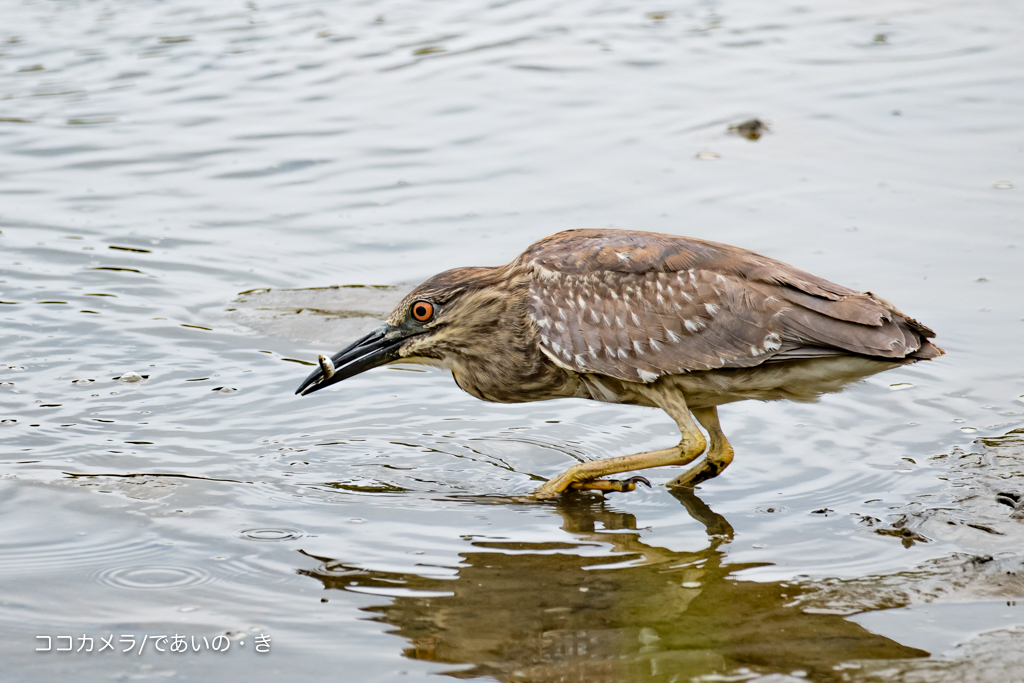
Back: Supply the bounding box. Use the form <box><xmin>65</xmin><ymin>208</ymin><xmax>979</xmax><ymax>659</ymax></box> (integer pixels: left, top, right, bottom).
<box><xmin>411</xmin><ymin>300</ymin><xmax>434</xmax><ymax>322</ymax></box>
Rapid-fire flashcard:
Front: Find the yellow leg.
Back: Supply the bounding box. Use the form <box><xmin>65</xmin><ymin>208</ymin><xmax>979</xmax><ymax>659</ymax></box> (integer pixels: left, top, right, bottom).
<box><xmin>532</xmin><ymin>386</ymin><xmax>707</xmax><ymax>499</ymax></box>
<box><xmin>568</xmin><ymin>478</ymin><xmax>651</xmax><ymax>493</ymax></box>
<box><xmin>666</xmin><ymin>406</ymin><xmax>734</xmax><ymax>488</ymax></box>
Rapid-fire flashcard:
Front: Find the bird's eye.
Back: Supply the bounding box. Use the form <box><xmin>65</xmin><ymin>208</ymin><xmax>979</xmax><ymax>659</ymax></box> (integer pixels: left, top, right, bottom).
<box><xmin>411</xmin><ymin>300</ymin><xmax>434</xmax><ymax>322</ymax></box>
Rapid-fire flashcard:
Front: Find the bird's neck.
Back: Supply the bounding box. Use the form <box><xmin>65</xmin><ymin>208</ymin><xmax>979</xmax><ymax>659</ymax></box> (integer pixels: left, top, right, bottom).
<box><xmin>443</xmin><ymin>284</ymin><xmax>583</xmax><ymax>404</ymax></box>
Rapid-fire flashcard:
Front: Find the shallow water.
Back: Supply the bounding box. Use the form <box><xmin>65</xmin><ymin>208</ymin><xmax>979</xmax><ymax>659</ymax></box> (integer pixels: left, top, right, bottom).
<box><xmin>1</xmin><ymin>0</ymin><xmax>1023</xmax><ymax>681</ymax></box>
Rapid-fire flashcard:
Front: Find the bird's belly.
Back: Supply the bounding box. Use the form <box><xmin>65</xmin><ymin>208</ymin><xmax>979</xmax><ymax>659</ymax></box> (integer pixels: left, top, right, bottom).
<box><xmin>664</xmin><ymin>356</ymin><xmax>907</xmax><ymax>408</ymax></box>
<box><xmin>580</xmin><ymin>356</ymin><xmax>906</xmax><ymax>409</ymax></box>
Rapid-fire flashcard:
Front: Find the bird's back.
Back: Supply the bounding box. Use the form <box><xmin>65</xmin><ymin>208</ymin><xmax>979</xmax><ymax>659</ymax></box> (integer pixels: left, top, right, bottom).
<box><xmin>516</xmin><ymin>229</ymin><xmax>942</xmax><ymax>385</ymax></box>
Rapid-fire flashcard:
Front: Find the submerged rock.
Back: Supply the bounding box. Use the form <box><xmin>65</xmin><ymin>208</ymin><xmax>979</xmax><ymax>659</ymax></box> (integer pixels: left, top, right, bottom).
<box><xmin>729</xmin><ymin>118</ymin><xmax>769</xmax><ymax>140</ymax></box>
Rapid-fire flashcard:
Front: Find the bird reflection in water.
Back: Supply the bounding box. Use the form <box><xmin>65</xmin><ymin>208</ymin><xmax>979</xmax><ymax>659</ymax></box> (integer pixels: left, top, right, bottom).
<box><xmin>298</xmin><ymin>491</ymin><xmax>925</xmax><ymax>682</ymax></box>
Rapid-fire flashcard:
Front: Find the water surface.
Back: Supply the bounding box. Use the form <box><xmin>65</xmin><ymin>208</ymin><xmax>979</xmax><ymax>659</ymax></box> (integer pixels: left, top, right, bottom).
<box><xmin>1</xmin><ymin>0</ymin><xmax>1023</xmax><ymax>681</ymax></box>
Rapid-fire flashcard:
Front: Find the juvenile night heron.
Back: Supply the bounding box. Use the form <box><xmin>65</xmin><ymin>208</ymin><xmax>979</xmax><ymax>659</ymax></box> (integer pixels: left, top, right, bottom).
<box><xmin>296</xmin><ymin>229</ymin><xmax>943</xmax><ymax>498</ymax></box>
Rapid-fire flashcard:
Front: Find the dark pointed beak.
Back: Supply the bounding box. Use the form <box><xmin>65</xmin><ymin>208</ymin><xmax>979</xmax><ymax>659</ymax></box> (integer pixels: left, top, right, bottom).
<box><xmin>295</xmin><ymin>325</ymin><xmax>408</xmax><ymax>396</ymax></box>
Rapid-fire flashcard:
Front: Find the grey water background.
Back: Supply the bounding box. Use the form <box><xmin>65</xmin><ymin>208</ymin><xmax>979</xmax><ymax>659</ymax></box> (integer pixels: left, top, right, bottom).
<box><xmin>1</xmin><ymin>0</ymin><xmax>1023</xmax><ymax>680</ymax></box>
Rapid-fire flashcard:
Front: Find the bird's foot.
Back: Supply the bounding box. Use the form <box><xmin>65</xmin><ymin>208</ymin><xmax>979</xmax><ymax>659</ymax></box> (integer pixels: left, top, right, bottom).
<box><xmin>571</xmin><ymin>476</ymin><xmax>651</xmax><ymax>493</ymax></box>
<box><xmin>665</xmin><ymin>458</ymin><xmax>726</xmax><ymax>489</ymax></box>
<box><xmin>530</xmin><ymin>475</ymin><xmax>651</xmax><ymax>499</ymax></box>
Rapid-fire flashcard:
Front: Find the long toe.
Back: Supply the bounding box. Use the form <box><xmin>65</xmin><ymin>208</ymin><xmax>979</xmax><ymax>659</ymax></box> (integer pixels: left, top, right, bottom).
<box><xmin>570</xmin><ymin>476</ymin><xmax>651</xmax><ymax>493</ymax></box>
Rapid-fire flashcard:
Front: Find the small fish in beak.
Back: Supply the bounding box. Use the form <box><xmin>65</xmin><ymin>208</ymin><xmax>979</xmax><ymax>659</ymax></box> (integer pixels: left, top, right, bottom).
<box><xmin>295</xmin><ymin>324</ymin><xmax>416</xmax><ymax>396</ymax></box>
<box><xmin>318</xmin><ymin>354</ymin><xmax>335</xmax><ymax>380</ymax></box>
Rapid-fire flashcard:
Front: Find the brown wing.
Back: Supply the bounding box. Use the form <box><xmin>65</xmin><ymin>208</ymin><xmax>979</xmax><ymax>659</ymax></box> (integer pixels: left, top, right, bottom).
<box><xmin>521</xmin><ymin>229</ymin><xmax>941</xmax><ymax>383</ymax></box>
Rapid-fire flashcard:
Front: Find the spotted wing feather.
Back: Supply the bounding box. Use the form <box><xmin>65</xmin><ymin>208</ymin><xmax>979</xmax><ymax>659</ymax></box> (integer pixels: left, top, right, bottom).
<box><xmin>528</xmin><ymin>268</ymin><xmax>787</xmax><ymax>382</ymax></box>
<box><xmin>522</xmin><ymin>229</ymin><xmax>942</xmax><ymax>382</ymax></box>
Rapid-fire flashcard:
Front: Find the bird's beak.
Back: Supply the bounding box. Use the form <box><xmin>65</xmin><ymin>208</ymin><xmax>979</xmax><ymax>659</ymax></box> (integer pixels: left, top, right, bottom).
<box><xmin>294</xmin><ymin>324</ymin><xmax>409</xmax><ymax>396</ymax></box>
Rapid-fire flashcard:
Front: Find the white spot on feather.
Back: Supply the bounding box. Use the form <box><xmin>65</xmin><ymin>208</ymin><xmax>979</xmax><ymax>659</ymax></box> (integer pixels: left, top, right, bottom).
<box><xmin>633</xmin><ymin>340</ymin><xmax>644</xmax><ymax>354</ymax></box>
<box><xmin>617</xmin><ymin>252</ymin><xmax>630</xmax><ymax>262</ymax></box>
<box><xmin>763</xmin><ymin>333</ymin><xmax>782</xmax><ymax>351</ymax></box>
<box><xmin>554</xmin><ymin>321</ymin><xmax>566</xmax><ymax>332</ymax></box>
<box><xmin>684</xmin><ymin>319</ymin><xmax>700</xmax><ymax>333</ymax></box>
<box><xmin>705</xmin><ymin>303</ymin><xmax>719</xmax><ymax>316</ymax></box>
<box><xmin>538</xmin><ymin>345</ymin><xmax>575</xmax><ymax>372</ymax></box>
<box><xmin>637</xmin><ymin>369</ymin><xmax>659</xmax><ymax>383</ymax></box>
<box><xmin>617</xmin><ymin>348</ymin><xmax>629</xmax><ymax>359</ymax></box>
<box><xmin>649</xmin><ymin>338</ymin><xmax>662</xmax><ymax>352</ymax></box>
<box><xmin>615</xmin><ymin>316</ymin><xmax>625</xmax><ymax>329</ymax></box>
<box><xmin>631</xmin><ymin>312</ymin><xmax>642</xmax><ymax>326</ymax></box>
<box><xmin>666</xmin><ymin>329</ymin><xmax>680</xmax><ymax>343</ymax></box>
<box><xmin>536</xmin><ymin>267</ymin><xmax>561</xmax><ymax>282</ymax></box>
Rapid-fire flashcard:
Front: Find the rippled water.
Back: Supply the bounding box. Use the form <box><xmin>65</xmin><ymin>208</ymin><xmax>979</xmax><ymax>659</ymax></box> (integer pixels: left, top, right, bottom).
<box><xmin>2</xmin><ymin>0</ymin><xmax>1023</xmax><ymax>680</ymax></box>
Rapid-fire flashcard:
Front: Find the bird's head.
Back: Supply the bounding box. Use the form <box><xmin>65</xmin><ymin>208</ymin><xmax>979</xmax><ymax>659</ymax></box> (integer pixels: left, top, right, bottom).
<box><xmin>295</xmin><ymin>266</ymin><xmax>513</xmax><ymax>396</ymax></box>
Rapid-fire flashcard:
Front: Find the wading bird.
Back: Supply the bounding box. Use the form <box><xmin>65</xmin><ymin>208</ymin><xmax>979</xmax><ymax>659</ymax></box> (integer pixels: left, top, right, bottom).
<box><xmin>296</xmin><ymin>229</ymin><xmax>942</xmax><ymax>498</ymax></box>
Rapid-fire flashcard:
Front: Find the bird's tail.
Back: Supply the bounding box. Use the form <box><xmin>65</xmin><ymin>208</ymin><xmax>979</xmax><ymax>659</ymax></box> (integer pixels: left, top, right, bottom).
<box><xmin>910</xmin><ymin>339</ymin><xmax>945</xmax><ymax>360</ymax></box>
